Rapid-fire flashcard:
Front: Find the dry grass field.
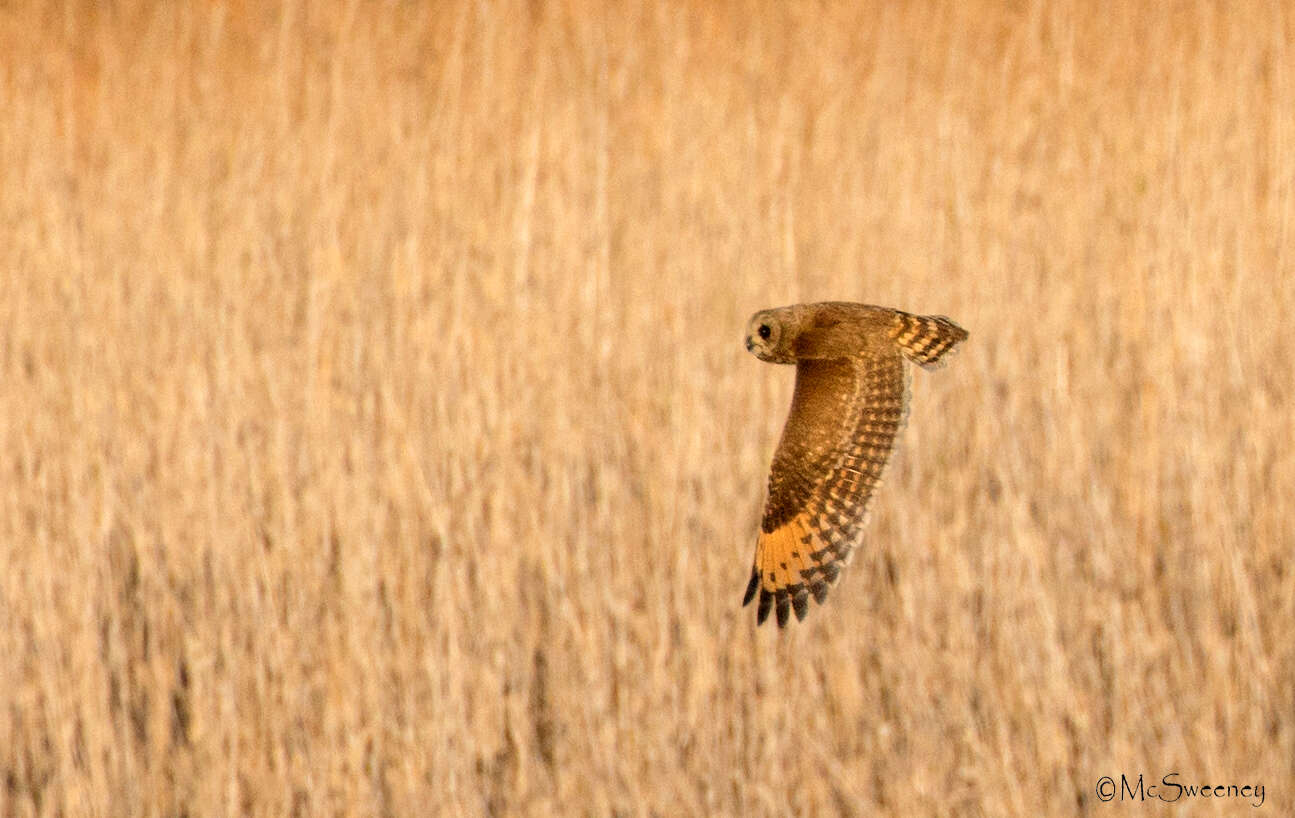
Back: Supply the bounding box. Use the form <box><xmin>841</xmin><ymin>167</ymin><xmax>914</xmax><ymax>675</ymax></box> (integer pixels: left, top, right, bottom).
<box><xmin>2</xmin><ymin>1</ymin><xmax>1293</xmax><ymax>815</ymax></box>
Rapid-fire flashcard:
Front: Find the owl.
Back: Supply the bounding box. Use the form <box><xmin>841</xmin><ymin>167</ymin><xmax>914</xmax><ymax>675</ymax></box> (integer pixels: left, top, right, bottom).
<box><xmin>742</xmin><ymin>302</ymin><xmax>968</xmax><ymax>627</ymax></box>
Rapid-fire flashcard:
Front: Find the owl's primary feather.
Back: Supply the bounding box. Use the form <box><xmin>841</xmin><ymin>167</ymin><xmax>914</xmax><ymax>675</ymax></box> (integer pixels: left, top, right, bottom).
<box><xmin>742</xmin><ymin>302</ymin><xmax>967</xmax><ymax>627</ymax></box>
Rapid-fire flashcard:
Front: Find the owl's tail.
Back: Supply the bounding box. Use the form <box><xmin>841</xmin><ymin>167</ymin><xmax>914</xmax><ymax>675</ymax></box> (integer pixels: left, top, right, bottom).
<box><xmin>890</xmin><ymin>312</ymin><xmax>968</xmax><ymax>369</ymax></box>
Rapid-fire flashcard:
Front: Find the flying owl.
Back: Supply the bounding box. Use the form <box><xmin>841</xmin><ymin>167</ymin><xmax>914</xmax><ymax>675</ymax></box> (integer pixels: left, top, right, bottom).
<box><xmin>742</xmin><ymin>302</ymin><xmax>968</xmax><ymax>627</ymax></box>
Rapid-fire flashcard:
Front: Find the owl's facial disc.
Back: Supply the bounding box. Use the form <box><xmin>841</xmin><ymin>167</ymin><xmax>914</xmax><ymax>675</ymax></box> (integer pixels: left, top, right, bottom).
<box><xmin>745</xmin><ymin>311</ymin><xmax>788</xmax><ymax>363</ymax></box>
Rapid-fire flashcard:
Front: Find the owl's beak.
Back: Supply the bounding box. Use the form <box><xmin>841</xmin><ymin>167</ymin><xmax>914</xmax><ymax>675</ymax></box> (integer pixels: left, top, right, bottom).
<box><xmin>745</xmin><ymin>337</ymin><xmax>755</xmax><ymax>352</ymax></box>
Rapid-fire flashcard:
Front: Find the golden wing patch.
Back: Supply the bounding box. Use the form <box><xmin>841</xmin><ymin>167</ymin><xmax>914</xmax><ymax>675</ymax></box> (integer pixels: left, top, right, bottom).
<box><xmin>741</xmin><ymin>512</ymin><xmax>850</xmax><ymax>627</ymax></box>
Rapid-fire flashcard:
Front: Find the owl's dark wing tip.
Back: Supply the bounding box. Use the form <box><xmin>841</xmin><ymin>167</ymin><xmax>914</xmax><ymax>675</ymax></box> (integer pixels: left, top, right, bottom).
<box><xmin>775</xmin><ymin>589</ymin><xmax>790</xmax><ymax>628</ymax></box>
<box><xmin>792</xmin><ymin>588</ymin><xmax>810</xmax><ymax>621</ymax></box>
<box><xmin>756</xmin><ymin>589</ymin><xmax>773</xmax><ymax>625</ymax></box>
<box><xmin>751</xmin><ymin>587</ymin><xmax>812</xmax><ymax>627</ymax></box>
<box><xmin>742</xmin><ymin>570</ymin><xmax>759</xmax><ymax>606</ymax></box>
<box><xmin>810</xmin><ymin>578</ymin><xmax>829</xmax><ymax>604</ymax></box>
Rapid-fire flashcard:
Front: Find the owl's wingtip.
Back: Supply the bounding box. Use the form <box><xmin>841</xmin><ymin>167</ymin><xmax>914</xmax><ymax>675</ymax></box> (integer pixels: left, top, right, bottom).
<box><xmin>741</xmin><ymin>570</ymin><xmax>759</xmax><ymax>607</ymax></box>
<box><xmin>810</xmin><ymin>578</ymin><xmax>829</xmax><ymax>604</ymax></box>
<box><xmin>775</xmin><ymin>589</ymin><xmax>790</xmax><ymax>628</ymax></box>
<box><xmin>792</xmin><ymin>588</ymin><xmax>809</xmax><ymax>621</ymax></box>
<box><xmin>893</xmin><ymin>312</ymin><xmax>969</xmax><ymax>369</ymax></box>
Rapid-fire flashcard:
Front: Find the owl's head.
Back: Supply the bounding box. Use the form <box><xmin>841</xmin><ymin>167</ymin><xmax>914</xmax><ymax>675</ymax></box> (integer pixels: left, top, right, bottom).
<box><xmin>745</xmin><ymin>307</ymin><xmax>801</xmax><ymax>364</ymax></box>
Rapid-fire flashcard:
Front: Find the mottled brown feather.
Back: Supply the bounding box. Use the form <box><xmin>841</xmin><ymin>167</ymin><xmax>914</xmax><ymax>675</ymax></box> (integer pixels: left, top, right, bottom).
<box><xmin>891</xmin><ymin>312</ymin><xmax>969</xmax><ymax>369</ymax></box>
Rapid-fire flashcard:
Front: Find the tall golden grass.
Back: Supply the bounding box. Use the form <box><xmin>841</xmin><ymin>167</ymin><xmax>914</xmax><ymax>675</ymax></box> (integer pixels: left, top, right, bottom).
<box><xmin>2</xmin><ymin>1</ymin><xmax>1292</xmax><ymax>815</ymax></box>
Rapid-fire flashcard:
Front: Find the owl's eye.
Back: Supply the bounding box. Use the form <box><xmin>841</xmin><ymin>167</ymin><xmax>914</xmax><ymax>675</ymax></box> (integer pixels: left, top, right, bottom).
<box><xmin>758</xmin><ymin>324</ymin><xmax>772</xmax><ymax>340</ymax></box>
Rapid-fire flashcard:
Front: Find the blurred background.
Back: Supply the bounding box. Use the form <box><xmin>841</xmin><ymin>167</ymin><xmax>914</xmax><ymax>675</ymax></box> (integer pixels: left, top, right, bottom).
<box><xmin>1</xmin><ymin>1</ymin><xmax>1291</xmax><ymax>815</ymax></box>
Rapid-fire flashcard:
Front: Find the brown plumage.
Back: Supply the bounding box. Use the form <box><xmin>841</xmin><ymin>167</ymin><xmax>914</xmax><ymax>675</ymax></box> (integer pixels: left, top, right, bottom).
<box><xmin>741</xmin><ymin>302</ymin><xmax>968</xmax><ymax>627</ymax></box>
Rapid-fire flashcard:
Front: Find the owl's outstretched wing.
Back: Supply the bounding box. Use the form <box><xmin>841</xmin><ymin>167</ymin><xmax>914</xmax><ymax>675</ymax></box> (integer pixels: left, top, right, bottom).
<box><xmin>742</xmin><ymin>352</ymin><xmax>909</xmax><ymax>627</ymax></box>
